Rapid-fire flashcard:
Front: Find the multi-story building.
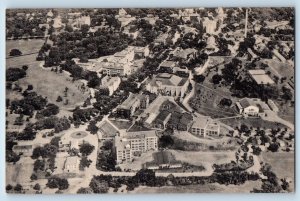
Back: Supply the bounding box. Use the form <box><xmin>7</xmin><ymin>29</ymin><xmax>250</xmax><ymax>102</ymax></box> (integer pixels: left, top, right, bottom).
<box><xmin>190</xmin><ymin>116</ymin><xmax>220</xmax><ymax>138</ymax></box>
<box><xmin>145</xmin><ymin>73</ymin><xmax>189</xmax><ymax>98</ymax></box>
<box><xmin>115</xmin><ymin>130</ymin><xmax>158</xmax><ymax>164</ymax></box>
<box><xmin>12</xmin><ymin>145</ymin><xmax>33</xmax><ymax>157</ymax></box>
<box><xmin>99</xmin><ymin>75</ymin><xmax>121</xmax><ymax>96</ymax></box>
<box><xmin>97</xmin><ymin>46</ymin><xmax>148</xmax><ymax>76</ymax></box>
<box><xmin>116</xmin><ymin>93</ymin><xmax>149</xmax><ymax>118</ymax></box>
<box><xmin>202</xmin><ymin>17</ymin><xmax>217</xmax><ymax>34</ymax></box>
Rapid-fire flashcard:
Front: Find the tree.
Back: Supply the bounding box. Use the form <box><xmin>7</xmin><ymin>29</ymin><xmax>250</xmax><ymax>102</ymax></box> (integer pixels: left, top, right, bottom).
<box><xmin>6</xmin><ymin>150</ymin><xmax>20</xmax><ymax>163</ymax></box>
<box><xmin>79</xmin><ymin>156</ymin><xmax>92</xmax><ymax>170</ymax></box>
<box><xmin>87</xmin><ymin>77</ymin><xmax>101</xmax><ymax>88</ymax></box>
<box><xmin>87</xmin><ymin>120</ymin><xmax>99</xmax><ymax>134</ymax></box>
<box><xmin>31</xmin><ymin>173</ymin><xmax>38</xmax><ymax>180</ymax></box>
<box><xmin>6</xmin><ymin>68</ymin><xmax>27</xmax><ymax>81</ymax></box>
<box><xmin>281</xmin><ymin>178</ymin><xmax>289</xmax><ymax>191</ymax></box>
<box><xmin>33</xmin><ymin>159</ymin><xmax>46</xmax><ymax>172</ymax></box>
<box><xmin>6</xmin><ymin>184</ymin><xmax>13</xmax><ymax>192</ymax></box>
<box><xmin>219</xmin><ymin>98</ymin><xmax>232</xmax><ymax>107</ymax></box>
<box><xmin>79</xmin><ymin>143</ymin><xmax>95</xmax><ymax>156</ymax></box>
<box><xmin>14</xmin><ymin>184</ymin><xmax>23</xmax><ymax>192</ymax></box>
<box><xmin>193</xmin><ymin>74</ymin><xmax>205</xmax><ymax>83</ymax></box>
<box><xmin>46</xmin><ymin>177</ymin><xmax>69</xmax><ymax>190</ymax></box>
<box><xmin>252</xmin><ymin>146</ymin><xmax>262</xmax><ymax>156</ymax></box>
<box><xmin>159</xmin><ymin>135</ymin><xmax>174</xmax><ymax>148</ymax></box>
<box><xmin>50</xmin><ymin>136</ymin><xmax>61</xmax><ymax>148</ymax></box>
<box><xmin>77</xmin><ymin>187</ymin><xmax>93</xmax><ymax>194</ymax></box>
<box><xmin>33</xmin><ymin>183</ymin><xmax>41</xmax><ymax>191</ymax></box>
<box><xmin>9</xmin><ymin>49</ymin><xmax>22</xmax><ymax>56</ymax></box>
<box><xmin>135</xmin><ymin>169</ymin><xmax>156</xmax><ymax>186</ymax></box>
<box><xmin>268</xmin><ymin>143</ymin><xmax>279</xmax><ymax>152</ymax></box>
<box><xmin>27</xmin><ymin>84</ymin><xmax>33</xmax><ymax>91</ymax></box>
<box><xmin>22</xmin><ymin>65</ymin><xmax>29</xmax><ymax>71</ymax></box>
<box><xmin>212</xmin><ymin>74</ymin><xmax>222</xmax><ymax>85</ymax></box>
<box><xmin>89</xmin><ymin>177</ymin><xmax>109</xmax><ymax>193</ymax></box>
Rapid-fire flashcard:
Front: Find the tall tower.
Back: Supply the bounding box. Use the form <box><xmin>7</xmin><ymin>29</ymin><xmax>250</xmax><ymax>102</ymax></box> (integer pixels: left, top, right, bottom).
<box><xmin>244</xmin><ymin>8</ymin><xmax>248</xmax><ymax>38</ymax></box>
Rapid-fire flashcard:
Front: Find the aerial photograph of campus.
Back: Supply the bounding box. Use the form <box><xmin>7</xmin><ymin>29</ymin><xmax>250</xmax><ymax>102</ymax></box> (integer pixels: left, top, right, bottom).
<box><xmin>5</xmin><ymin>7</ymin><xmax>295</xmax><ymax>194</ymax></box>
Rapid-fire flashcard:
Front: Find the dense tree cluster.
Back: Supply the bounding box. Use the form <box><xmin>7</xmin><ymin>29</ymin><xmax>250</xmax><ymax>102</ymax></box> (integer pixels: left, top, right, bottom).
<box><xmin>46</xmin><ymin>177</ymin><xmax>69</xmax><ymax>190</ymax></box>
<box><xmin>89</xmin><ymin>169</ymin><xmax>260</xmax><ymax>193</ymax></box>
<box><xmin>6</xmin><ymin>67</ymin><xmax>27</xmax><ymax>82</ymax></box>
<box><xmin>35</xmin><ymin>116</ymin><xmax>70</xmax><ymax>133</ymax></box>
<box><xmin>6</xmin><ymin>9</ymin><xmax>48</xmax><ymax>38</ymax></box>
<box><xmin>10</xmin><ymin>91</ymin><xmax>47</xmax><ymax>117</ymax></box>
<box><xmin>252</xmin><ymin>163</ymin><xmax>288</xmax><ymax>192</ymax></box>
<box><xmin>35</xmin><ymin>103</ymin><xmax>59</xmax><ymax>119</ymax></box>
<box><xmin>79</xmin><ymin>143</ymin><xmax>95</xmax><ymax>156</ymax></box>
<box><xmin>43</xmin><ymin>28</ymin><xmax>133</xmax><ymax>67</ymax></box>
<box><xmin>96</xmin><ymin>140</ymin><xmax>116</xmax><ymax>171</ymax></box>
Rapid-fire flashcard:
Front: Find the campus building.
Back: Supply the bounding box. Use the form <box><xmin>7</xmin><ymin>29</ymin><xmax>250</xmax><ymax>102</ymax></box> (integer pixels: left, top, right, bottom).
<box><xmin>145</xmin><ymin>73</ymin><xmax>189</xmax><ymax>98</ymax></box>
<box><xmin>115</xmin><ymin>130</ymin><xmax>158</xmax><ymax>163</ymax></box>
<box><xmin>190</xmin><ymin>116</ymin><xmax>220</xmax><ymax>137</ymax></box>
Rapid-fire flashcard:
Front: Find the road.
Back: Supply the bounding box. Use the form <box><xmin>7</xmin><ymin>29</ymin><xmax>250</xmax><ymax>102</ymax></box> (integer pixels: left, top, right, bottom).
<box><xmin>263</xmin><ymin>110</ymin><xmax>294</xmax><ymax>131</ymax></box>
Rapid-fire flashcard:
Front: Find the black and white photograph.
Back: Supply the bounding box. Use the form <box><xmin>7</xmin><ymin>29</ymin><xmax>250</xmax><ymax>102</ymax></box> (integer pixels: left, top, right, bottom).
<box><xmin>5</xmin><ymin>7</ymin><xmax>295</xmax><ymax>194</ymax></box>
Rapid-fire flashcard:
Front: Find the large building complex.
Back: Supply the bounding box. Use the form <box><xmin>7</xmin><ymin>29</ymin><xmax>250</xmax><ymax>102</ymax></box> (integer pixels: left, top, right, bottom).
<box><xmin>115</xmin><ymin>130</ymin><xmax>158</xmax><ymax>163</ymax></box>
<box><xmin>145</xmin><ymin>73</ymin><xmax>189</xmax><ymax>98</ymax></box>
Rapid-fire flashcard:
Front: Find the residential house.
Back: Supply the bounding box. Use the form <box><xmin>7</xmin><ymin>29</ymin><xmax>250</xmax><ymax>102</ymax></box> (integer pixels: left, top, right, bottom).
<box><xmin>236</xmin><ymin>98</ymin><xmax>269</xmax><ymax>117</ymax></box>
<box><xmin>190</xmin><ymin>116</ymin><xmax>220</xmax><ymax>137</ymax></box>
<box><xmin>64</xmin><ymin>156</ymin><xmax>80</xmax><ymax>173</ymax></box>
<box><xmin>145</xmin><ymin>73</ymin><xmax>189</xmax><ymax>98</ymax></box>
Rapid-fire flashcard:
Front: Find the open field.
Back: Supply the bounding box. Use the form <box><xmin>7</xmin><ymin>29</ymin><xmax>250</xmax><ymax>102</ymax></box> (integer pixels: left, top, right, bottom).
<box><xmin>174</xmin><ymin>131</ymin><xmax>239</xmax><ymax>150</ymax></box>
<box><xmin>262</xmin><ymin>59</ymin><xmax>294</xmax><ymax>79</ymax></box>
<box><xmin>6</xmin><ymin>157</ymin><xmax>34</xmax><ymax>185</ymax></box>
<box><xmin>276</xmin><ymin>101</ymin><xmax>295</xmax><ymax>124</ymax></box>
<box><xmin>18</xmin><ymin>65</ymin><xmax>89</xmax><ymax>110</ymax></box>
<box><xmin>7</xmin><ymin>56</ymin><xmax>89</xmax><ymax>110</ymax></box>
<box><xmin>6</xmin><ymin>40</ymin><xmax>89</xmax><ymax>110</ymax></box>
<box><xmin>220</xmin><ymin>117</ymin><xmax>286</xmax><ymax>130</ymax></box>
<box><xmin>260</xmin><ymin>151</ymin><xmax>294</xmax><ymax>191</ymax></box>
<box><xmin>6</xmin><ymin>39</ymin><xmax>45</xmax><ymax>58</ymax></box>
<box><xmin>169</xmin><ymin>150</ymin><xmax>235</xmax><ymax>171</ymax></box>
<box><xmin>130</xmin><ymin>180</ymin><xmax>261</xmax><ymax>193</ymax></box>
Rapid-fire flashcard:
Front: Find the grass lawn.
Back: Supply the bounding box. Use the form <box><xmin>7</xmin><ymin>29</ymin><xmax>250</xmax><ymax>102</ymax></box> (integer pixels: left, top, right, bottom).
<box><xmin>6</xmin><ymin>39</ymin><xmax>45</xmax><ymax>58</ymax></box>
<box><xmin>130</xmin><ymin>180</ymin><xmax>261</xmax><ymax>193</ymax></box>
<box><xmin>174</xmin><ymin>131</ymin><xmax>239</xmax><ymax>150</ymax></box>
<box><xmin>260</xmin><ymin>151</ymin><xmax>294</xmax><ymax>191</ymax></box>
<box><xmin>6</xmin><ymin>39</ymin><xmax>89</xmax><ymax>110</ymax></box>
<box><xmin>276</xmin><ymin>100</ymin><xmax>295</xmax><ymax>124</ymax></box>
<box><xmin>262</xmin><ymin>59</ymin><xmax>294</xmax><ymax>79</ymax></box>
<box><xmin>18</xmin><ymin>66</ymin><xmax>89</xmax><ymax>110</ymax></box>
<box><xmin>6</xmin><ymin>158</ymin><xmax>34</xmax><ymax>186</ymax></box>
<box><xmin>220</xmin><ymin>117</ymin><xmax>286</xmax><ymax>130</ymax></box>
<box><xmin>189</xmin><ymin>83</ymin><xmax>238</xmax><ymax>118</ymax></box>
<box><xmin>169</xmin><ymin>150</ymin><xmax>236</xmax><ymax>170</ymax></box>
